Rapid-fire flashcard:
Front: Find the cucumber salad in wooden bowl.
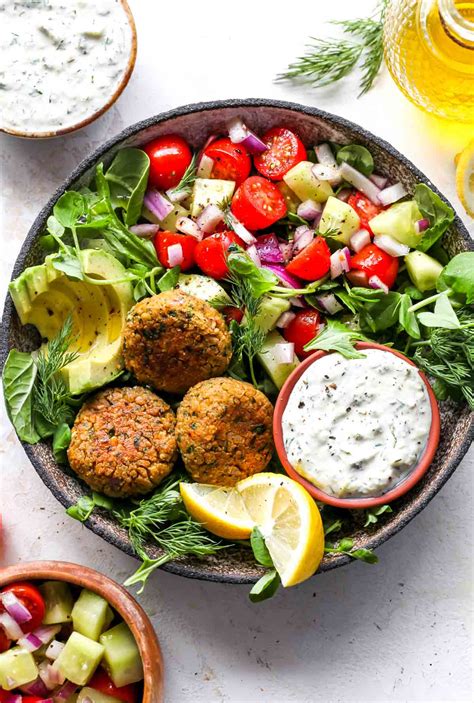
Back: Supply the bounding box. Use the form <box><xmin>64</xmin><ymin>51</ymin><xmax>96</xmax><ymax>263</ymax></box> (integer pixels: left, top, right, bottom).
<box><xmin>1</xmin><ymin>101</ymin><xmax>473</xmax><ymax>601</ymax></box>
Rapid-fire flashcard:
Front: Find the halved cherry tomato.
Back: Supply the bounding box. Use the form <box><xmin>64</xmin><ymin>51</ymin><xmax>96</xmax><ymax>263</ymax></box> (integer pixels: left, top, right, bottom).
<box><xmin>222</xmin><ymin>306</ymin><xmax>244</xmax><ymax>325</ymax></box>
<box><xmin>286</xmin><ymin>236</ymin><xmax>331</xmax><ymax>281</ymax></box>
<box><xmin>89</xmin><ymin>668</ymin><xmax>139</xmax><ymax>703</ymax></box>
<box><xmin>1</xmin><ymin>582</ymin><xmax>45</xmax><ymax>633</ymax></box>
<box><xmin>350</xmin><ymin>243</ymin><xmax>399</xmax><ymax>288</ymax></box>
<box><xmin>231</xmin><ymin>176</ymin><xmax>287</xmax><ymax>230</ymax></box>
<box><xmin>0</xmin><ymin>628</ymin><xmax>10</xmax><ymax>653</ymax></box>
<box><xmin>254</xmin><ymin>127</ymin><xmax>307</xmax><ymax>180</ymax></box>
<box><xmin>144</xmin><ymin>135</ymin><xmax>192</xmax><ymax>190</ymax></box>
<box><xmin>195</xmin><ymin>231</ymin><xmax>243</xmax><ymax>280</ymax></box>
<box><xmin>347</xmin><ymin>191</ymin><xmax>384</xmax><ymax>233</ymax></box>
<box><xmin>283</xmin><ymin>309</ymin><xmax>325</xmax><ymax>359</ymax></box>
<box><xmin>203</xmin><ymin>138</ymin><xmax>251</xmax><ymax>186</ymax></box>
<box><xmin>154</xmin><ymin>231</ymin><xmax>197</xmax><ymax>271</ymax></box>
<box><xmin>23</xmin><ymin>698</ymin><xmax>47</xmax><ymax>703</ymax></box>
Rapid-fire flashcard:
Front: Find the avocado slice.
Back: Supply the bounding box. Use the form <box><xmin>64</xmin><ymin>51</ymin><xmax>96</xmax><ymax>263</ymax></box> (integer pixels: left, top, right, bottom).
<box><xmin>9</xmin><ymin>249</ymin><xmax>133</xmax><ymax>395</ymax></box>
<box><xmin>53</xmin><ymin>631</ymin><xmax>104</xmax><ymax>686</ymax></box>
<box><xmin>319</xmin><ymin>196</ymin><xmax>360</xmax><ymax>244</ymax></box>
<box><xmin>190</xmin><ymin>178</ymin><xmax>236</xmax><ymax>217</ymax></box>
<box><xmin>369</xmin><ymin>201</ymin><xmax>423</xmax><ymax>248</ymax></box>
<box><xmin>72</xmin><ymin>589</ymin><xmax>112</xmax><ymax>641</ymax></box>
<box><xmin>0</xmin><ymin>647</ymin><xmax>38</xmax><ymax>690</ymax></box>
<box><xmin>405</xmin><ymin>250</ymin><xmax>443</xmax><ymax>291</ymax></box>
<box><xmin>99</xmin><ymin>622</ymin><xmax>143</xmax><ymax>687</ymax></box>
<box><xmin>77</xmin><ymin>688</ymin><xmax>122</xmax><ymax>703</ymax></box>
<box><xmin>40</xmin><ymin>581</ymin><xmax>74</xmax><ymax>624</ymax></box>
<box><xmin>257</xmin><ymin>330</ymin><xmax>299</xmax><ymax>389</ymax></box>
<box><xmin>283</xmin><ymin>161</ymin><xmax>333</xmax><ymax>203</ymax></box>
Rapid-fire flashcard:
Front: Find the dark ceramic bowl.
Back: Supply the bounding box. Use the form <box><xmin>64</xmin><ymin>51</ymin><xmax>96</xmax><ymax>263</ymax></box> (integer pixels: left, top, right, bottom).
<box><xmin>1</xmin><ymin>99</ymin><xmax>473</xmax><ymax>584</ymax></box>
<box><xmin>274</xmin><ymin>342</ymin><xmax>441</xmax><ymax>509</ymax></box>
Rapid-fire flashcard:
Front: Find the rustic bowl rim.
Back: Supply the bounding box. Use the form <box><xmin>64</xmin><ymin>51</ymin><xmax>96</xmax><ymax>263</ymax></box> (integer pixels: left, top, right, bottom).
<box><xmin>1</xmin><ymin>98</ymin><xmax>473</xmax><ymax>584</ymax></box>
<box><xmin>273</xmin><ymin>341</ymin><xmax>441</xmax><ymax>509</ymax></box>
<box><xmin>0</xmin><ymin>560</ymin><xmax>163</xmax><ymax>702</ymax></box>
<box><xmin>0</xmin><ymin>0</ymin><xmax>137</xmax><ymax>140</ymax></box>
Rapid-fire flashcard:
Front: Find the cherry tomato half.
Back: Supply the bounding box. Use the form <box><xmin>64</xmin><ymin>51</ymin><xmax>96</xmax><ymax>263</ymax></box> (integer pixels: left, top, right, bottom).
<box><xmin>144</xmin><ymin>135</ymin><xmax>192</xmax><ymax>191</ymax></box>
<box><xmin>154</xmin><ymin>231</ymin><xmax>197</xmax><ymax>271</ymax></box>
<box><xmin>347</xmin><ymin>191</ymin><xmax>384</xmax><ymax>233</ymax></box>
<box><xmin>350</xmin><ymin>243</ymin><xmax>399</xmax><ymax>288</ymax></box>
<box><xmin>203</xmin><ymin>138</ymin><xmax>251</xmax><ymax>186</ymax></box>
<box><xmin>23</xmin><ymin>698</ymin><xmax>48</xmax><ymax>703</ymax></box>
<box><xmin>89</xmin><ymin>668</ymin><xmax>139</xmax><ymax>703</ymax></box>
<box><xmin>222</xmin><ymin>306</ymin><xmax>244</xmax><ymax>325</ymax></box>
<box><xmin>1</xmin><ymin>582</ymin><xmax>45</xmax><ymax>634</ymax></box>
<box><xmin>231</xmin><ymin>176</ymin><xmax>287</xmax><ymax>230</ymax></box>
<box><xmin>254</xmin><ymin>127</ymin><xmax>307</xmax><ymax>180</ymax></box>
<box><xmin>283</xmin><ymin>309</ymin><xmax>325</xmax><ymax>359</ymax></box>
<box><xmin>0</xmin><ymin>628</ymin><xmax>10</xmax><ymax>653</ymax></box>
<box><xmin>195</xmin><ymin>231</ymin><xmax>243</xmax><ymax>280</ymax></box>
<box><xmin>286</xmin><ymin>236</ymin><xmax>331</xmax><ymax>282</ymax></box>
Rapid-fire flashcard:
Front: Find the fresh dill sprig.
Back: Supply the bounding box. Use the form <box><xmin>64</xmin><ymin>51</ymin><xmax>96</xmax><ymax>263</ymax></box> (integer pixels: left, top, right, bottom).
<box><xmin>168</xmin><ymin>152</ymin><xmax>198</xmax><ymax>196</ymax></box>
<box><xmin>33</xmin><ymin>315</ymin><xmax>79</xmax><ymax>429</ymax></box>
<box><xmin>277</xmin><ymin>1</ymin><xmax>387</xmax><ymax>96</ymax></box>
<box><xmin>217</xmin><ymin>195</ymin><xmax>235</xmax><ymax>229</ymax></box>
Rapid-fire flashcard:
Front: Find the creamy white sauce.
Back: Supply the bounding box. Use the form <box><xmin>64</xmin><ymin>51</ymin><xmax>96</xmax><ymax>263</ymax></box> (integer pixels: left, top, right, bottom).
<box><xmin>0</xmin><ymin>0</ymin><xmax>133</xmax><ymax>133</ymax></box>
<box><xmin>282</xmin><ymin>349</ymin><xmax>431</xmax><ymax>498</ymax></box>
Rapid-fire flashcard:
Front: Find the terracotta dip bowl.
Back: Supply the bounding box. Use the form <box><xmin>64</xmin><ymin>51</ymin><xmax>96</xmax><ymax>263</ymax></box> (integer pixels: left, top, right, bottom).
<box><xmin>0</xmin><ymin>561</ymin><xmax>163</xmax><ymax>701</ymax></box>
<box><xmin>1</xmin><ymin>99</ymin><xmax>473</xmax><ymax>583</ymax></box>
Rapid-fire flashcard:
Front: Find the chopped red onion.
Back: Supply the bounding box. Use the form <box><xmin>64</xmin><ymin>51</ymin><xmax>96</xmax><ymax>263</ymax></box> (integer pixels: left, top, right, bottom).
<box><xmin>143</xmin><ymin>189</ymin><xmax>174</xmax><ymax>221</ymax></box>
<box><xmin>18</xmin><ymin>630</ymin><xmax>43</xmax><ymax>652</ymax></box>
<box><xmin>378</xmin><ymin>182</ymin><xmax>407</xmax><ymax>206</ymax></box>
<box><xmin>262</xmin><ymin>264</ymin><xmax>301</xmax><ymax>289</ymax></box>
<box><xmin>330</xmin><ymin>247</ymin><xmax>351</xmax><ymax>279</ymax></box>
<box><xmin>0</xmin><ymin>591</ymin><xmax>32</xmax><ymax>624</ymax></box>
<box><xmin>346</xmin><ymin>270</ymin><xmax>369</xmax><ymax>287</ymax></box>
<box><xmin>19</xmin><ymin>677</ymin><xmax>49</xmax><ymax>696</ymax></box>
<box><xmin>32</xmin><ymin>624</ymin><xmax>61</xmax><ymax>644</ymax></box>
<box><xmin>230</xmin><ymin>216</ymin><xmax>256</xmax><ymax>245</ymax></box>
<box><xmin>246</xmin><ymin>244</ymin><xmax>261</xmax><ymax>267</ymax></box>
<box><xmin>273</xmin><ymin>342</ymin><xmax>295</xmax><ymax>364</ymax></box>
<box><xmin>0</xmin><ymin>695</ymin><xmax>21</xmax><ymax>703</ymax></box>
<box><xmin>39</xmin><ymin>659</ymin><xmax>65</xmax><ymax>688</ymax></box>
<box><xmin>293</xmin><ymin>228</ymin><xmax>314</xmax><ymax>253</ymax></box>
<box><xmin>312</xmin><ymin>163</ymin><xmax>342</xmax><ymax>187</ymax></box>
<box><xmin>369</xmin><ymin>173</ymin><xmax>388</xmax><ymax>189</ymax></box>
<box><xmin>313</xmin><ymin>210</ymin><xmax>323</xmax><ymax>228</ymax></box>
<box><xmin>369</xmin><ymin>275</ymin><xmax>389</xmax><ymax>294</ymax></box>
<box><xmin>296</xmin><ymin>199</ymin><xmax>322</xmax><ymax>221</ymax></box>
<box><xmin>254</xmin><ymin>233</ymin><xmax>283</xmax><ymax>264</ymax></box>
<box><xmin>415</xmin><ymin>218</ymin><xmax>430</xmax><ymax>233</ymax></box>
<box><xmin>336</xmin><ymin>188</ymin><xmax>352</xmax><ymax>203</ymax></box>
<box><xmin>314</xmin><ymin>143</ymin><xmax>337</xmax><ymax>167</ymax></box>
<box><xmin>196</xmin><ymin>153</ymin><xmax>214</xmax><ymax>179</ymax></box>
<box><xmin>278</xmin><ymin>240</ymin><xmax>293</xmax><ymax>263</ymax></box>
<box><xmin>289</xmin><ymin>296</ymin><xmax>305</xmax><ymax>308</ymax></box>
<box><xmin>316</xmin><ymin>293</ymin><xmax>344</xmax><ymax>315</ymax></box>
<box><xmin>349</xmin><ymin>229</ymin><xmax>371</xmax><ymax>253</ymax></box>
<box><xmin>176</xmin><ymin>216</ymin><xmax>202</xmax><ymax>240</ymax></box>
<box><xmin>227</xmin><ymin>117</ymin><xmax>268</xmax><ymax>154</ymax></box>
<box><xmin>0</xmin><ymin>610</ymin><xmax>23</xmax><ymax>639</ymax></box>
<box><xmin>373</xmin><ymin>234</ymin><xmax>409</xmax><ymax>257</ymax></box>
<box><xmin>196</xmin><ymin>204</ymin><xmax>224</xmax><ymax>234</ymax></box>
<box><xmin>129</xmin><ymin>224</ymin><xmax>160</xmax><ymax>239</ymax></box>
<box><xmin>276</xmin><ymin>311</ymin><xmax>296</xmax><ymax>329</ymax></box>
<box><xmin>54</xmin><ymin>681</ymin><xmax>78</xmax><ymax>700</ymax></box>
<box><xmin>167</xmin><ymin>243</ymin><xmax>184</xmax><ymax>267</ymax></box>
<box><xmin>339</xmin><ymin>162</ymin><xmax>381</xmax><ymax>205</ymax></box>
<box><xmin>45</xmin><ymin>638</ymin><xmax>65</xmax><ymax>660</ymax></box>
<box><xmin>165</xmin><ymin>187</ymin><xmax>190</xmax><ymax>203</ymax></box>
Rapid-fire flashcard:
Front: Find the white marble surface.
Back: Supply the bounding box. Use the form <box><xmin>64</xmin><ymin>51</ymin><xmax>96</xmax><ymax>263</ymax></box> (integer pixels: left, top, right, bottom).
<box><xmin>0</xmin><ymin>1</ymin><xmax>473</xmax><ymax>701</ymax></box>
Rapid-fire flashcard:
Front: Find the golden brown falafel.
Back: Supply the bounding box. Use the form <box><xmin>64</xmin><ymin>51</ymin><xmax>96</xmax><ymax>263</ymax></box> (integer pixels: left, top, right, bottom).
<box><xmin>67</xmin><ymin>386</ymin><xmax>177</xmax><ymax>497</ymax></box>
<box><xmin>122</xmin><ymin>291</ymin><xmax>232</xmax><ymax>394</ymax></box>
<box><xmin>176</xmin><ymin>377</ymin><xmax>274</xmax><ymax>486</ymax></box>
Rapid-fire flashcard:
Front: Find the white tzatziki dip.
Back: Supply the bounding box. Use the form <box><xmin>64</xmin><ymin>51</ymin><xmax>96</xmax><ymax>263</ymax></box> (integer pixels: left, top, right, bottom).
<box><xmin>282</xmin><ymin>349</ymin><xmax>432</xmax><ymax>498</ymax></box>
<box><xmin>0</xmin><ymin>0</ymin><xmax>133</xmax><ymax>134</ymax></box>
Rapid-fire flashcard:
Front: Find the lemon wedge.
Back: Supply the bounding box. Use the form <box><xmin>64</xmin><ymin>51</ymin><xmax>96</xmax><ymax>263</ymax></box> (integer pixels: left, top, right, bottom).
<box><xmin>455</xmin><ymin>140</ymin><xmax>474</xmax><ymax>218</ymax></box>
<box><xmin>180</xmin><ymin>473</ymin><xmax>324</xmax><ymax>587</ymax></box>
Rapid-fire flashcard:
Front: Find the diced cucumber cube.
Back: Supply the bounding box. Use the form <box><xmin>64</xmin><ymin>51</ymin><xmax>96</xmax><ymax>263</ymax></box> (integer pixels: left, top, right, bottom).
<box><xmin>72</xmin><ymin>589</ymin><xmax>111</xmax><ymax>641</ymax></box>
<box><xmin>77</xmin><ymin>688</ymin><xmax>122</xmax><ymax>703</ymax></box>
<box><xmin>0</xmin><ymin>647</ymin><xmax>38</xmax><ymax>690</ymax></box>
<box><xmin>257</xmin><ymin>330</ymin><xmax>300</xmax><ymax>389</ymax></box>
<box><xmin>405</xmin><ymin>250</ymin><xmax>443</xmax><ymax>291</ymax></box>
<box><xmin>53</xmin><ymin>631</ymin><xmax>104</xmax><ymax>686</ymax></box>
<box><xmin>100</xmin><ymin>622</ymin><xmax>143</xmax><ymax>687</ymax></box>
<box><xmin>190</xmin><ymin>178</ymin><xmax>235</xmax><ymax>217</ymax></box>
<box><xmin>248</xmin><ymin>296</ymin><xmax>290</xmax><ymax>334</ymax></box>
<box><xmin>142</xmin><ymin>202</ymin><xmax>189</xmax><ymax>232</ymax></box>
<box><xmin>283</xmin><ymin>161</ymin><xmax>333</xmax><ymax>203</ymax></box>
<box><xmin>369</xmin><ymin>200</ymin><xmax>423</xmax><ymax>248</ymax></box>
<box><xmin>175</xmin><ymin>273</ymin><xmax>231</xmax><ymax>307</ymax></box>
<box><xmin>319</xmin><ymin>196</ymin><xmax>360</xmax><ymax>244</ymax></box>
<box><xmin>40</xmin><ymin>581</ymin><xmax>74</xmax><ymax>624</ymax></box>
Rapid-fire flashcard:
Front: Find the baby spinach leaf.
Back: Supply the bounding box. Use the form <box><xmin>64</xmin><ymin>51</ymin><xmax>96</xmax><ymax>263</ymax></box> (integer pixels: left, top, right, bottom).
<box><xmin>305</xmin><ymin>319</ymin><xmax>367</xmax><ymax>358</ymax></box>
<box><xmin>437</xmin><ymin>252</ymin><xmax>474</xmax><ymax>304</ymax></box>
<box><xmin>53</xmin><ymin>191</ymin><xmax>86</xmax><ymax>229</ymax></box>
<box><xmin>358</xmin><ymin>292</ymin><xmax>401</xmax><ymax>333</ymax></box>
<box><xmin>158</xmin><ymin>266</ymin><xmax>181</xmax><ymax>292</ymax></box>
<box><xmin>105</xmin><ymin>148</ymin><xmax>150</xmax><ymax>226</ymax></box>
<box><xmin>249</xmin><ymin>569</ymin><xmax>281</xmax><ymax>603</ymax></box>
<box><xmin>414</xmin><ymin>184</ymin><xmax>455</xmax><ymax>252</ymax></box>
<box><xmin>52</xmin><ymin>422</ymin><xmax>71</xmax><ymax>464</ymax></box>
<box><xmin>251</xmin><ymin>527</ymin><xmax>274</xmax><ymax>568</ymax></box>
<box><xmin>66</xmin><ymin>491</ymin><xmax>114</xmax><ymax>523</ymax></box>
<box><xmin>336</xmin><ymin>144</ymin><xmax>374</xmax><ymax>176</ymax></box>
<box><xmin>398</xmin><ymin>294</ymin><xmax>420</xmax><ymax>339</ymax></box>
<box><xmin>46</xmin><ymin>215</ymin><xmax>65</xmax><ymax>238</ymax></box>
<box><xmin>2</xmin><ymin>350</ymin><xmax>40</xmax><ymax>444</ymax></box>
<box><xmin>50</xmin><ymin>251</ymin><xmax>84</xmax><ymax>280</ymax></box>
<box><xmin>417</xmin><ymin>293</ymin><xmax>461</xmax><ymax>329</ymax></box>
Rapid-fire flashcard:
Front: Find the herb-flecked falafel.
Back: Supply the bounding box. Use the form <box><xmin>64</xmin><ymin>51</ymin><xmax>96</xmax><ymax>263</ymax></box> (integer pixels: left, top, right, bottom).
<box><xmin>176</xmin><ymin>377</ymin><xmax>274</xmax><ymax>486</ymax></box>
<box><xmin>67</xmin><ymin>386</ymin><xmax>177</xmax><ymax>497</ymax></box>
<box><xmin>122</xmin><ymin>290</ymin><xmax>232</xmax><ymax>394</ymax></box>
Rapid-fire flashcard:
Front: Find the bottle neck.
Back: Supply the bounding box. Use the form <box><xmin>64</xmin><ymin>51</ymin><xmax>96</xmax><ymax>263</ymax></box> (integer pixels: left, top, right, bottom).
<box><xmin>438</xmin><ymin>0</ymin><xmax>474</xmax><ymax>46</ymax></box>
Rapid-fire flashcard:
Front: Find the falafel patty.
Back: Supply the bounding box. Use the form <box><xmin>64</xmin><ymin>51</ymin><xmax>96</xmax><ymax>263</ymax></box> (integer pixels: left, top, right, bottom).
<box><xmin>68</xmin><ymin>386</ymin><xmax>177</xmax><ymax>498</ymax></box>
<box><xmin>176</xmin><ymin>377</ymin><xmax>274</xmax><ymax>486</ymax></box>
<box><xmin>122</xmin><ymin>290</ymin><xmax>232</xmax><ymax>394</ymax></box>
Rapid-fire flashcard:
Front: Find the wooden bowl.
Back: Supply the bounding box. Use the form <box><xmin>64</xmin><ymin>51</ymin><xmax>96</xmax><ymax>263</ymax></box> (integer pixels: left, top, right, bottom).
<box><xmin>0</xmin><ymin>561</ymin><xmax>163</xmax><ymax>702</ymax></box>
<box><xmin>273</xmin><ymin>342</ymin><xmax>441</xmax><ymax>509</ymax></box>
<box><xmin>0</xmin><ymin>0</ymin><xmax>137</xmax><ymax>139</ymax></box>
<box><xmin>1</xmin><ymin>99</ymin><xmax>473</xmax><ymax>584</ymax></box>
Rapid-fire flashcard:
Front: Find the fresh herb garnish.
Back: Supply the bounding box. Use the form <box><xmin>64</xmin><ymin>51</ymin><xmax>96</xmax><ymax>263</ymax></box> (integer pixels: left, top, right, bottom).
<box><xmin>249</xmin><ymin>527</ymin><xmax>281</xmax><ymax>602</ymax></box>
<box><xmin>414</xmin><ymin>184</ymin><xmax>455</xmax><ymax>252</ymax></box>
<box><xmin>336</xmin><ymin>144</ymin><xmax>374</xmax><ymax>176</ymax></box>
<box><xmin>324</xmin><ymin>537</ymin><xmax>379</xmax><ymax>564</ymax></box>
<box><xmin>304</xmin><ymin>319</ymin><xmax>368</xmax><ymax>359</ymax></box>
<box><xmin>66</xmin><ymin>491</ymin><xmax>114</xmax><ymax>523</ymax></box>
<box><xmin>277</xmin><ymin>1</ymin><xmax>387</xmax><ymax>96</ymax></box>
<box><xmin>104</xmin><ymin>148</ymin><xmax>150</xmax><ymax>226</ymax></box>
<box><xmin>364</xmin><ymin>504</ymin><xmax>393</xmax><ymax>527</ymax></box>
<box><xmin>167</xmin><ymin>152</ymin><xmax>198</xmax><ymax>197</ymax></box>
<box><xmin>2</xmin><ymin>350</ymin><xmax>40</xmax><ymax>444</ymax></box>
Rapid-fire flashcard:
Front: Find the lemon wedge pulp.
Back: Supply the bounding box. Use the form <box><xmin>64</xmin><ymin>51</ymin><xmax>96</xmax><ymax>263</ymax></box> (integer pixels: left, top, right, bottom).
<box><xmin>455</xmin><ymin>140</ymin><xmax>474</xmax><ymax>218</ymax></box>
